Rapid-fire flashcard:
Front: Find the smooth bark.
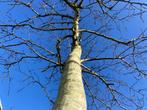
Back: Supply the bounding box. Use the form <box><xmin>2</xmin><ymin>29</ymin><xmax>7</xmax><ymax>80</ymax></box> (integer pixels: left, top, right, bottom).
<box><xmin>52</xmin><ymin>45</ymin><xmax>87</xmax><ymax>110</ymax></box>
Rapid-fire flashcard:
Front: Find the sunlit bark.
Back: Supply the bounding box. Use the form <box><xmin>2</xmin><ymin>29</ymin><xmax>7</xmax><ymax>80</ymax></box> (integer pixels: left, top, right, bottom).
<box><xmin>52</xmin><ymin>45</ymin><xmax>87</xmax><ymax>110</ymax></box>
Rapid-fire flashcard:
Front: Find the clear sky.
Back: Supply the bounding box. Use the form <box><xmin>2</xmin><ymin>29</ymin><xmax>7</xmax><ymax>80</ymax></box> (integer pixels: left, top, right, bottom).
<box><xmin>0</xmin><ymin>1</ymin><xmax>51</xmax><ymax>110</ymax></box>
<box><xmin>0</xmin><ymin>0</ymin><xmax>147</xmax><ymax>110</ymax></box>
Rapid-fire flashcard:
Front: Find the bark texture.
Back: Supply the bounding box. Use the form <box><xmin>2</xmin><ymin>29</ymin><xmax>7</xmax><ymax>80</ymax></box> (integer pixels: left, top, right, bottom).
<box><xmin>52</xmin><ymin>45</ymin><xmax>87</xmax><ymax>110</ymax></box>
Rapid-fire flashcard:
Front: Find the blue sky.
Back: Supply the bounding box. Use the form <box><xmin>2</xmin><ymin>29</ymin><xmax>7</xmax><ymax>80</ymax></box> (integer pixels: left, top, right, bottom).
<box><xmin>0</xmin><ymin>1</ymin><xmax>52</xmax><ymax>110</ymax></box>
<box><xmin>0</xmin><ymin>0</ymin><xmax>147</xmax><ymax>110</ymax></box>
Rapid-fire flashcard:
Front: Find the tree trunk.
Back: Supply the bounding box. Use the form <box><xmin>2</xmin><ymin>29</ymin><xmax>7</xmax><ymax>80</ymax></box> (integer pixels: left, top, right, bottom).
<box><xmin>52</xmin><ymin>45</ymin><xmax>87</xmax><ymax>110</ymax></box>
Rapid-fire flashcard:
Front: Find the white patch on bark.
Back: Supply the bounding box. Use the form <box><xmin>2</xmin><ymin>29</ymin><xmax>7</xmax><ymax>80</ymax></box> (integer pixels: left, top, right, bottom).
<box><xmin>0</xmin><ymin>99</ymin><xmax>3</xmax><ymax>110</ymax></box>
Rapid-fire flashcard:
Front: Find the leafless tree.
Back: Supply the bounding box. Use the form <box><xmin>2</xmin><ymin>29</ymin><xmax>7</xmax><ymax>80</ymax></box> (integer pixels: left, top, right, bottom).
<box><xmin>0</xmin><ymin>0</ymin><xmax>147</xmax><ymax>110</ymax></box>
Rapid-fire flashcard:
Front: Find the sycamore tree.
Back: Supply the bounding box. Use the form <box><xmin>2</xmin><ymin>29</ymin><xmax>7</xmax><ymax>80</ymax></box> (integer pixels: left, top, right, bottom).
<box><xmin>0</xmin><ymin>0</ymin><xmax>147</xmax><ymax>110</ymax></box>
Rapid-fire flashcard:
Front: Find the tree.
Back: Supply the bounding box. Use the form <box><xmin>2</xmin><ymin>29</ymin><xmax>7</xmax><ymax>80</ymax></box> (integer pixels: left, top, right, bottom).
<box><xmin>0</xmin><ymin>0</ymin><xmax>147</xmax><ymax>110</ymax></box>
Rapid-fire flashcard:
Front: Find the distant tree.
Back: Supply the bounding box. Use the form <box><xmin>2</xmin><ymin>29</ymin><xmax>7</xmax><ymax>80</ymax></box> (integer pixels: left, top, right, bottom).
<box><xmin>0</xmin><ymin>0</ymin><xmax>147</xmax><ymax>110</ymax></box>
